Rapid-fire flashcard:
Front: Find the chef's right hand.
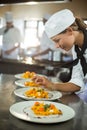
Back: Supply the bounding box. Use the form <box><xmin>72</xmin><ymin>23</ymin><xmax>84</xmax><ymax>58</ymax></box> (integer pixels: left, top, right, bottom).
<box><xmin>32</xmin><ymin>75</ymin><xmax>54</xmax><ymax>90</ymax></box>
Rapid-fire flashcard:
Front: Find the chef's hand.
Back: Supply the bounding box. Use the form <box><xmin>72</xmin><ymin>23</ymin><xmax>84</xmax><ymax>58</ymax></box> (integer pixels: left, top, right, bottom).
<box><xmin>15</xmin><ymin>43</ymin><xmax>20</xmax><ymax>48</ymax></box>
<box><xmin>5</xmin><ymin>50</ymin><xmax>12</xmax><ymax>55</ymax></box>
<box><xmin>32</xmin><ymin>75</ymin><xmax>54</xmax><ymax>90</ymax></box>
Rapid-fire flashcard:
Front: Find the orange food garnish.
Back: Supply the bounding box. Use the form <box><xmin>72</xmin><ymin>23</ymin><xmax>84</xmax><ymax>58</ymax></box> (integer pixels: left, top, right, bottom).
<box><xmin>22</xmin><ymin>71</ymin><xmax>36</xmax><ymax>78</ymax></box>
<box><xmin>35</xmin><ymin>102</ymin><xmax>40</xmax><ymax>106</ymax></box>
<box><xmin>24</xmin><ymin>88</ymin><xmax>49</xmax><ymax>98</ymax></box>
<box><xmin>24</xmin><ymin>81</ymin><xmax>40</xmax><ymax>87</ymax></box>
<box><xmin>31</xmin><ymin>102</ymin><xmax>63</xmax><ymax>116</ymax></box>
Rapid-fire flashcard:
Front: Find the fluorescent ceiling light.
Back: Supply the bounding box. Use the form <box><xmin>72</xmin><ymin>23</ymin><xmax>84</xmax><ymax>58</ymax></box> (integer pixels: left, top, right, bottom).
<box><xmin>0</xmin><ymin>0</ymin><xmax>71</xmax><ymax>5</ymax></box>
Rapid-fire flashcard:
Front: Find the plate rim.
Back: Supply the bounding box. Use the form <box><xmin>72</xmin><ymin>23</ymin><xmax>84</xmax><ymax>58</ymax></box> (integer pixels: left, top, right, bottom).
<box><xmin>15</xmin><ymin>79</ymin><xmax>31</xmax><ymax>87</ymax></box>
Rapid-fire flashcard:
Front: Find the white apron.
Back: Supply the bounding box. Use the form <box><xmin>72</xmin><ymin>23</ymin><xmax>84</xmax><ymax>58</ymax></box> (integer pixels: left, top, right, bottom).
<box><xmin>0</xmin><ymin>27</ymin><xmax>22</xmax><ymax>60</ymax></box>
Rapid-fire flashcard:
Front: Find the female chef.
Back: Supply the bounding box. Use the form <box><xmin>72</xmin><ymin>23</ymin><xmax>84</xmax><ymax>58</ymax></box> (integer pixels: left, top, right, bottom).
<box><xmin>32</xmin><ymin>9</ymin><xmax>87</xmax><ymax>93</ymax></box>
<box><xmin>0</xmin><ymin>12</ymin><xmax>22</xmax><ymax>60</ymax></box>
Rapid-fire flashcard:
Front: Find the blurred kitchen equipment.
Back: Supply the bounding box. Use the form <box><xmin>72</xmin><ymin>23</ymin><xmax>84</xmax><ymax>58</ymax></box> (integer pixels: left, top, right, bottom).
<box><xmin>48</xmin><ymin>50</ymin><xmax>61</xmax><ymax>61</ymax></box>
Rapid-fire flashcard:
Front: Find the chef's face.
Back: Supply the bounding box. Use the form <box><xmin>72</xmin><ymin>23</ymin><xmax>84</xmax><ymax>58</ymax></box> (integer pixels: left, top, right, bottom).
<box><xmin>51</xmin><ymin>27</ymin><xmax>75</xmax><ymax>51</ymax></box>
<box><xmin>6</xmin><ymin>22</ymin><xmax>13</xmax><ymax>28</ymax></box>
<box><xmin>43</xmin><ymin>18</ymin><xmax>47</xmax><ymax>25</ymax></box>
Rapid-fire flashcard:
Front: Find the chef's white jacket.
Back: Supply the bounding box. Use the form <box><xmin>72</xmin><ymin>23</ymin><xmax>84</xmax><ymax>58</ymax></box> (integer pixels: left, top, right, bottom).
<box><xmin>0</xmin><ymin>26</ymin><xmax>22</xmax><ymax>59</ymax></box>
<box><xmin>69</xmin><ymin>46</ymin><xmax>87</xmax><ymax>93</ymax></box>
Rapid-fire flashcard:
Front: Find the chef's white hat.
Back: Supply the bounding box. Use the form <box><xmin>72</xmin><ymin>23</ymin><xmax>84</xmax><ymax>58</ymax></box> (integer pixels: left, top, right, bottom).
<box><xmin>5</xmin><ymin>12</ymin><xmax>13</xmax><ymax>22</ymax></box>
<box><xmin>45</xmin><ymin>9</ymin><xmax>75</xmax><ymax>38</ymax></box>
<box><xmin>43</xmin><ymin>14</ymin><xmax>51</xmax><ymax>20</ymax></box>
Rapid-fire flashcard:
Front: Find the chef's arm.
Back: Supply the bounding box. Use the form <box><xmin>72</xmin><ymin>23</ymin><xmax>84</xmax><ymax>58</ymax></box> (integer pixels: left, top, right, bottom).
<box><xmin>4</xmin><ymin>43</ymin><xmax>20</xmax><ymax>55</ymax></box>
<box><xmin>32</xmin><ymin>48</ymin><xmax>51</xmax><ymax>58</ymax></box>
<box><xmin>50</xmin><ymin>82</ymin><xmax>80</xmax><ymax>92</ymax></box>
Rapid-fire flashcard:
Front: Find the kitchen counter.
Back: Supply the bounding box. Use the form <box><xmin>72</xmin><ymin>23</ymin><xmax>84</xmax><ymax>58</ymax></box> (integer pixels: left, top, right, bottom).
<box><xmin>0</xmin><ymin>74</ymin><xmax>87</xmax><ymax>130</ymax></box>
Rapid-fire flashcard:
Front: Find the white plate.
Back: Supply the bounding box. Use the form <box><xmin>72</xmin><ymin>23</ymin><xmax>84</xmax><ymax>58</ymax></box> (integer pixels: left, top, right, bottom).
<box><xmin>10</xmin><ymin>101</ymin><xmax>75</xmax><ymax>124</ymax></box>
<box><xmin>14</xmin><ymin>87</ymin><xmax>62</xmax><ymax>101</ymax></box>
<box><xmin>15</xmin><ymin>73</ymin><xmax>26</xmax><ymax>79</ymax></box>
<box><xmin>15</xmin><ymin>73</ymin><xmax>47</xmax><ymax>79</ymax></box>
<box><xmin>15</xmin><ymin>79</ymin><xmax>32</xmax><ymax>87</ymax></box>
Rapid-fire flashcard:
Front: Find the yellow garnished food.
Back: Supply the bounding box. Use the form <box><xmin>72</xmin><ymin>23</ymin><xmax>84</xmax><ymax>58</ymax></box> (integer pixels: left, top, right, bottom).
<box><xmin>31</xmin><ymin>102</ymin><xmax>62</xmax><ymax>116</ymax></box>
<box><xmin>24</xmin><ymin>88</ymin><xmax>49</xmax><ymax>99</ymax></box>
<box><xmin>24</xmin><ymin>81</ymin><xmax>40</xmax><ymax>87</ymax></box>
<box><xmin>22</xmin><ymin>71</ymin><xmax>36</xmax><ymax>78</ymax></box>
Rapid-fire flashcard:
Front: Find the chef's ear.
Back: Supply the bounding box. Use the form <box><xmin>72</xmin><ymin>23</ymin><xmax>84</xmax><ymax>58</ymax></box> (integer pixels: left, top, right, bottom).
<box><xmin>66</xmin><ymin>27</ymin><xmax>73</xmax><ymax>35</ymax></box>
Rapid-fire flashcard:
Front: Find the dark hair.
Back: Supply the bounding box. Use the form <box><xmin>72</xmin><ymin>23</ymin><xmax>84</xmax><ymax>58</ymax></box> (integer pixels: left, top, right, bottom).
<box><xmin>71</xmin><ymin>17</ymin><xmax>87</xmax><ymax>31</ymax></box>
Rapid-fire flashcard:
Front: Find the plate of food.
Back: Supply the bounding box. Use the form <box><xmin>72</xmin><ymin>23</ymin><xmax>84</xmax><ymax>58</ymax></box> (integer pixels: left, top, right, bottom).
<box><xmin>9</xmin><ymin>101</ymin><xmax>75</xmax><ymax>124</ymax></box>
<box><xmin>15</xmin><ymin>79</ymin><xmax>41</xmax><ymax>88</ymax></box>
<box><xmin>15</xmin><ymin>71</ymin><xmax>36</xmax><ymax>79</ymax></box>
<box><xmin>14</xmin><ymin>87</ymin><xmax>62</xmax><ymax>101</ymax></box>
<box><xmin>14</xmin><ymin>71</ymin><xmax>47</xmax><ymax>79</ymax></box>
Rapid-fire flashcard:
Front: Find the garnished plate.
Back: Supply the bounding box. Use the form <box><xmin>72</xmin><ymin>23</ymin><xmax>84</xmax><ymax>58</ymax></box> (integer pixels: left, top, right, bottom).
<box><xmin>15</xmin><ymin>79</ymin><xmax>39</xmax><ymax>87</ymax></box>
<box><xmin>15</xmin><ymin>72</ymin><xmax>47</xmax><ymax>79</ymax></box>
<box><xmin>10</xmin><ymin>101</ymin><xmax>75</xmax><ymax>124</ymax></box>
<box><xmin>14</xmin><ymin>87</ymin><xmax>62</xmax><ymax>101</ymax></box>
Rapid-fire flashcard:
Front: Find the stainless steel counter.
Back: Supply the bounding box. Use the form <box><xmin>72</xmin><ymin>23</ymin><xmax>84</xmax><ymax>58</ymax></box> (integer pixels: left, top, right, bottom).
<box><xmin>0</xmin><ymin>74</ymin><xmax>87</xmax><ymax>130</ymax></box>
